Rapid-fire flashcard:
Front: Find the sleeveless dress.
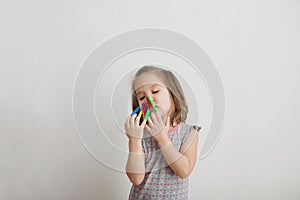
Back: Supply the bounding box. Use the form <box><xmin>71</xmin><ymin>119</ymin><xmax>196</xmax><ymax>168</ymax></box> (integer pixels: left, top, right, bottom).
<box><xmin>128</xmin><ymin>122</ymin><xmax>202</xmax><ymax>200</ymax></box>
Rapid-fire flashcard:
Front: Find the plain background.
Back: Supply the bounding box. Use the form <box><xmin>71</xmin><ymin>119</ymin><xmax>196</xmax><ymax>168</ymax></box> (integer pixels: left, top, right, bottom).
<box><xmin>1</xmin><ymin>0</ymin><xmax>299</xmax><ymax>199</ymax></box>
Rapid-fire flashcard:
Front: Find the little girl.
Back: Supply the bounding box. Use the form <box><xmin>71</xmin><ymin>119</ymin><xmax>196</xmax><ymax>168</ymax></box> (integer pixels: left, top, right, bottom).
<box><xmin>125</xmin><ymin>65</ymin><xmax>201</xmax><ymax>200</ymax></box>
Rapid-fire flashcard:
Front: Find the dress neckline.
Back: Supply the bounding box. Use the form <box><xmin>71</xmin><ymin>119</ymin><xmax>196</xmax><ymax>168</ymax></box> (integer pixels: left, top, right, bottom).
<box><xmin>167</xmin><ymin>122</ymin><xmax>180</xmax><ymax>136</ymax></box>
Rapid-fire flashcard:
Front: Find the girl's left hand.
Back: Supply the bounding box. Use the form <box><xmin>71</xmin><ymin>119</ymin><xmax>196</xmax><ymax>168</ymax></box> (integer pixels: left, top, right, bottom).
<box><xmin>145</xmin><ymin>110</ymin><xmax>170</xmax><ymax>141</ymax></box>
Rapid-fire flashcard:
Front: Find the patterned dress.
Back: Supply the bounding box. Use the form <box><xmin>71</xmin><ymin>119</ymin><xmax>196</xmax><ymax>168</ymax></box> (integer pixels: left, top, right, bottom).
<box><xmin>128</xmin><ymin>122</ymin><xmax>202</xmax><ymax>200</ymax></box>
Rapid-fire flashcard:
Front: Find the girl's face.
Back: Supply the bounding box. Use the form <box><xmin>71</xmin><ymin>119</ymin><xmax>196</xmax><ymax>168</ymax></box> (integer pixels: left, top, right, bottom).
<box><xmin>134</xmin><ymin>72</ymin><xmax>174</xmax><ymax>120</ymax></box>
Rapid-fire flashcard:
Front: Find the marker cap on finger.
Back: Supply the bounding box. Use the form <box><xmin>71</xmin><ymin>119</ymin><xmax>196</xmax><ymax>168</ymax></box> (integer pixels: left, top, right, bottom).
<box><xmin>144</xmin><ymin>108</ymin><xmax>151</xmax><ymax>121</ymax></box>
<box><xmin>138</xmin><ymin>110</ymin><xmax>142</xmax><ymax>117</ymax></box>
<box><xmin>130</xmin><ymin>106</ymin><xmax>140</xmax><ymax>116</ymax></box>
<box><xmin>142</xmin><ymin>103</ymin><xmax>147</xmax><ymax>118</ymax></box>
<box><xmin>146</xmin><ymin>96</ymin><xmax>153</xmax><ymax>112</ymax></box>
<box><xmin>147</xmin><ymin>96</ymin><xmax>157</xmax><ymax>112</ymax></box>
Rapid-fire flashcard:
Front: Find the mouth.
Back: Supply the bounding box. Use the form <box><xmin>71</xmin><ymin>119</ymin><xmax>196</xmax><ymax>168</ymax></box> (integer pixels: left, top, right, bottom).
<box><xmin>155</xmin><ymin>106</ymin><xmax>167</xmax><ymax>116</ymax></box>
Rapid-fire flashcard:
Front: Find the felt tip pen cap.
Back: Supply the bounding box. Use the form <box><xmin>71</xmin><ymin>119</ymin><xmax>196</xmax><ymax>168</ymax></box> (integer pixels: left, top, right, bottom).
<box><xmin>138</xmin><ymin>110</ymin><xmax>142</xmax><ymax>117</ymax></box>
<box><xmin>146</xmin><ymin>97</ymin><xmax>153</xmax><ymax>112</ymax></box>
<box><xmin>130</xmin><ymin>106</ymin><xmax>140</xmax><ymax>116</ymax></box>
<box><xmin>147</xmin><ymin>96</ymin><xmax>157</xmax><ymax>112</ymax></box>
<box><xmin>141</xmin><ymin>103</ymin><xmax>147</xmax><ymax>118</ymax></box>
<box><xmin>144</xmin><ymin>108</ymin><xmax>151</xmax><ymax>121</ymax></box>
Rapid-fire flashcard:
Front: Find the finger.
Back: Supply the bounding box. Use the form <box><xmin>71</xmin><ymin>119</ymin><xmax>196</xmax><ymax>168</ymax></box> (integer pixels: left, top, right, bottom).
<box><xmin>130</xmin><ymin>114</ymin><xmax>137</xmax><ymax>125</ymax></box>
<box><xmin>155</xmin><ymin>111</ymin><xmax>163</xmax><ymax>124</ymax></box>
<box><xmin>141</xmin><ymin>119</ymin><xmax>147</xmax><ymax>128</ymax></box>
<box><xmin>150</xmin><ymin>112</ymin><xmax>158</xmax><ymax>124</ymax></box>
<box><xmin>135</xmin><ymin>115</ymin><xmax>141</xmax><ymax>126</ymax></box>
<box><xmin>145</xmin><ymin>124</ymin><xmax>150</xmax><ymax>133</ymax></box>
<box><xmin>147</xmin><ymin>115</ymin><xmax>154</xmax><ymax>128</ymax></box>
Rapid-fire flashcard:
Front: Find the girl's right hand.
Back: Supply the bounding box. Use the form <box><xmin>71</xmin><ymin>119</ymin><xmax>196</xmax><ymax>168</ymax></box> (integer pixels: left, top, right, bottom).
<box><xmin>125</xmin><ymin>114</ymin><xmax>147</xmax><ymax>140</ymax></box>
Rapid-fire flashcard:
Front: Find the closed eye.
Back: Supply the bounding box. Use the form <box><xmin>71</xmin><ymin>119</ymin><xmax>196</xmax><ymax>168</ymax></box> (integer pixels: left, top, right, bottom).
<box><xmin>138</xmin><ymin>90</ymin><xmax>159</xmax><ymax>101</ymax></box>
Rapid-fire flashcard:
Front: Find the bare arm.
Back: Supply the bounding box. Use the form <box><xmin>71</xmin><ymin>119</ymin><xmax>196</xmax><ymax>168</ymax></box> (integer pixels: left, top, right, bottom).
<box><xmin>124</xmin><ymin>113</ymin><xmax>147</xmax><ymax>185</ymax></box>
<box><xmin>156</xmin><ymin>127</ymin><xmax>199</xmax><ymax>178</ymax></box>
<box><xmin>125</xmin><ymin>138</ymin><xmax>146</xmax><ymax>185</ymax></box>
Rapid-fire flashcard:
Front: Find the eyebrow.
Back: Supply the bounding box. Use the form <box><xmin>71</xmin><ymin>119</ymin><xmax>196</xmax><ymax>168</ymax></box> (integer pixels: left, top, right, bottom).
<box><xmin>136</xmin><ymin>84</ymin><xmax>162</xmax><ymax>95</ymax></box>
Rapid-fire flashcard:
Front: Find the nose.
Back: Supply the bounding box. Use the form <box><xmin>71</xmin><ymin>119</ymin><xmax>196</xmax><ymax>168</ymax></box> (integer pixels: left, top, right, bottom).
<box><xmin>140</xmin><ymin>92</ymin><xmax>156</xmax><ymax>107</ymax></box>
<box><xmin>145</xmin><ymin>94</ymin><xmax>153</xmax><ymax>102</ymax></box>
<box><xmin>145</xmin><ymin>95</ymin><xmax>156</xmax><ymax>107</ymax></box>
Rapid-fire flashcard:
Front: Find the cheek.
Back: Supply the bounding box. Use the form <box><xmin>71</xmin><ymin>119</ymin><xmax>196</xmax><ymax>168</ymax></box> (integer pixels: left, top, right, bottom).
<box><xmin>162</xmin><ymin>92</ymin><xmax>172</xmax><ymax>106</ymax></box>
<box><xmin>157</xmin><ymin>92</ymin><xmax>167</xmax><ymax>102</ymax></box>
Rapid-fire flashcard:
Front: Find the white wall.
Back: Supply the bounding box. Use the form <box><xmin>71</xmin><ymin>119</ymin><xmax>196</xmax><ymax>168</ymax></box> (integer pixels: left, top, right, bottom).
<box><xmin>1</xmin><ymin>0</ymin><xmax>299</xmax><ymax>199</ymax></box>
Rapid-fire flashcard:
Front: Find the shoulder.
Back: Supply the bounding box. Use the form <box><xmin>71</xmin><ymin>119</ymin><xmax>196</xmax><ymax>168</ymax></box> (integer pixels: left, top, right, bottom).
<box><xmin>180</xmin><ymin>123</ymin><xmax>202</xmax><ymax>144</ymax></box>
<box><xmin>179</xmin><ymin>123</ymin><xmax>202</xmax><ymax>132</ymax></box>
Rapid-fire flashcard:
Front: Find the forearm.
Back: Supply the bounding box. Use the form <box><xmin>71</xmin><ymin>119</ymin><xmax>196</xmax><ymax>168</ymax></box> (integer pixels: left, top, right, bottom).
<box><xmin>126</xmin><ymin>139</ymin><xmax>145</xmax><ymax>185</ymax></box>
<box><xmin>156</xmin><ymin>136</ymin><xmax>189</xmax><ymax>178</ymax></box>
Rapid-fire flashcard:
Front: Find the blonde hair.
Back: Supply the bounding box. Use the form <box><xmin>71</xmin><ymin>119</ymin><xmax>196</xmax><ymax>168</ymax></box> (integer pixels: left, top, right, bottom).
<box><xmin>131</xmin><ymin>65</ymin><xmax>188</xmax><ymax>126</ymax></box>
